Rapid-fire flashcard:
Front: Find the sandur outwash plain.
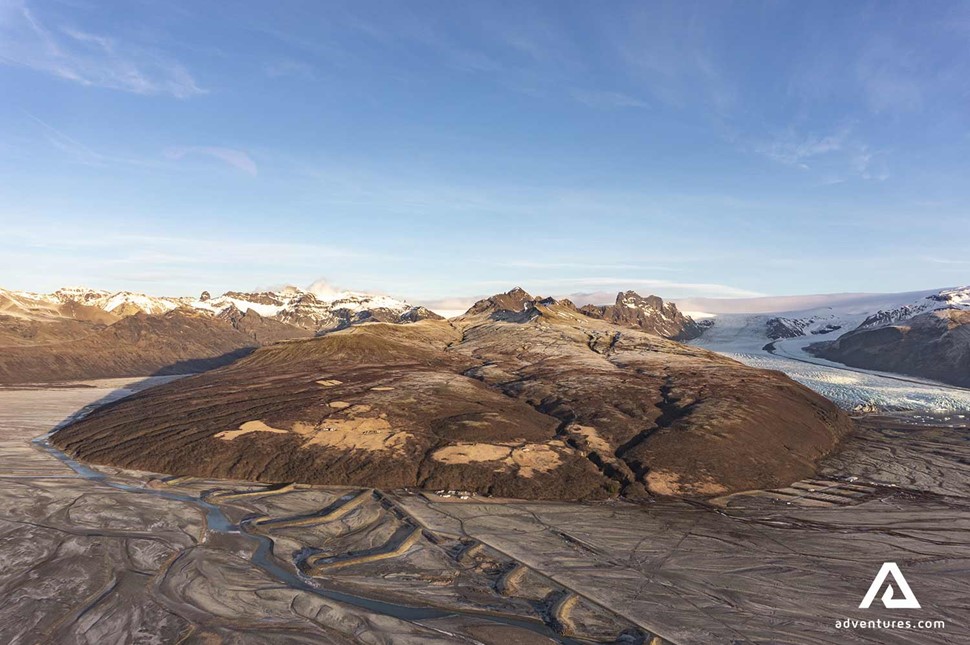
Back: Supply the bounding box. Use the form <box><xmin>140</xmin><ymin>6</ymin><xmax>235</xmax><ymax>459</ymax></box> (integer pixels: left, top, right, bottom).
<box><xmin>0</xmin><ymin>285</ymin><xmax>967</xmax><ymax>644</ymax></box>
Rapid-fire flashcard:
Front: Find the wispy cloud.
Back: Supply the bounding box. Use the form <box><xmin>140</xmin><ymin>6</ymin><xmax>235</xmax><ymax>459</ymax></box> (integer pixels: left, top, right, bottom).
<box><xmin>263</xmin><ymin>58</ymin><xmax>316</xmax><ymax>79</ymax></box>
<box><xmin>23</xmin><ymin>112</ymin><xmax>255</xmax><ymax>175</ymax></box>
<box><xmin>468</xmin><ymin>277</ymin><xmax>764</xmax><ymax>299</ymax></box>
<box><xmin>22</xmin><ymin>111</ymin><xmax>162</xmax><ymax>169</ymax></box>
<box><xmin>412</xmin><ymin>295</ymin><xmax>480</xmax><ymax>317</ymax></box>
<box><xmin>23</xmin><ymin>111</ymin><xmax>105</xmax><ymax>165</ymax></box>
<box><xmin>165</xmin><ymin>146</ymin><xmax>258</xmax><ymax>176</ymax></box>
<box><xmin>8</xmin><ymin>229</ymin><xmax>364</xmax><ymax>262</ymax></box>
<box><xmin>922</xmin><ymin>257</ymin><xmax>970</xmax><ymax>266</ymax></box>
<box><xmin>612</xmin><ymin>4</ymin><xmax>737</xmax><ymax>115</ymax></box>
<box><xmin>746</xmin><ymin>126</ymin><xmax>889</xmax><ymax>181</ymax></box>
<box><xmin>855</xmin><ymin>36</ymin><xmax>923</xmax><ymax>114</ymax></box>
<box><xmin>0</xmin><ymin>0</ymin><xmax>204</xmax><ymax>98</ymax></box>
<box><xmin>500</xmin><ymin>260</ymin><xmax>673</xmax><ymax>272</ymax></box>
<box><xmin>0</xmin><ymin>227</ymin><xmax>370</xmax><ymax>294</ymax></box>
<box><xmin>570</xmin><ymin>89</ymin><xmax>648</xmax><ymax>109</ymax></box>
<box><xmin>754</xmin><ymin>128</ymin><xmax>848</xmax><ymax>168</ymax></box>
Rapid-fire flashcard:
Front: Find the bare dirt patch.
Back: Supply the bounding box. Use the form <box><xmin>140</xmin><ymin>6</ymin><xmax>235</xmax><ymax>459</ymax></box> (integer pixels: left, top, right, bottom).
<box><xmin>567</xmin><ymin>424</ymin><xmax>611</xmax><ymax>454</ymax></box>
<box><xmin>432</xmin><ymin>440</ymin><xmax>567</xmax><ymax>477</ymax></box>
<box><xmin>217</xmin><ymin>417</ymin><xmax>413</xmax><ymax>454</ymax></box>
<box><xmin>215</xmin><ymin>420</ymin><xmax>289</xmax><ymax>441</ymax></box>
<box><xmin>646</xmin><ymin>469</ymin><xmax>727</xmax><ymax>496</ymax></box>
<box><xmin>294</xmin><ymin>418</ymin><xmax>413</xmax><ymax>454</ymax></box>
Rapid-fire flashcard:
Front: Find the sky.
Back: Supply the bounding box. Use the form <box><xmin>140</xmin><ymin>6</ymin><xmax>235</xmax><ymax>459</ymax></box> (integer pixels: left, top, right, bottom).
<box><xmin>1</xmin><ymin>0</ymin><xmax>968</xmax><ymax>309</ymax></box>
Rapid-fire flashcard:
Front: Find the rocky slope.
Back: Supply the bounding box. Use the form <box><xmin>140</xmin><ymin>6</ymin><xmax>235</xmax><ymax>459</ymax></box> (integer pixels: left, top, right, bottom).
<box><xmin>808</xmin><ymin>309</ymin><xmax>970</xmax><ymax>387</ymax></box>
<box><xmin>53</xmin><ymin>288</ymin><xmax>852</xmax><ymax>501</ymax></box>
<box><xmin>580</xmin><ymin>290</ymin><xmax>701</xmax><ymax>339</ymax></box>
<box><xmin>0</xmin><ymin>310</ymin><xmax>265</xmax><ymax>384</ymax></box>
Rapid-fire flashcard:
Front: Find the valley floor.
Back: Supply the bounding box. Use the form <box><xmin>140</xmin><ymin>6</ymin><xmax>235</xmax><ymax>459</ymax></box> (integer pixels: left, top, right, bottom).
<box><xmin>0</xmin><ymin>379</ymin><xmax>966</xmax><ymax>644</ymax></box>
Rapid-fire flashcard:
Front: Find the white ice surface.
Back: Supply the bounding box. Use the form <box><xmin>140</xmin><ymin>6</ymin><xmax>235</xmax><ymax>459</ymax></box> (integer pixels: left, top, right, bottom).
<box><xmin>689</xmin><ymin>311</ymin><xmax>970</xmax><ymax>412</ymax></box>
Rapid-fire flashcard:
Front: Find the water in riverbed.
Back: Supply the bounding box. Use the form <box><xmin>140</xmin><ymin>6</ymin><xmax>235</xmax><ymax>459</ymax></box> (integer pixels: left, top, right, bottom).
<box><xmin>1</xmin><ymin>377</ymin><xmax>587</xmax><ymax>644</ymax></box>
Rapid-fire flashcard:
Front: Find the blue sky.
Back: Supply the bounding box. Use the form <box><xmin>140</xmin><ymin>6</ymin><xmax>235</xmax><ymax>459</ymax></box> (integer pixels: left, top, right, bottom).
<box><xmin>1</xmin><ymin>0</ymin><xmax>968</xmax><ymax>307</ymax></box>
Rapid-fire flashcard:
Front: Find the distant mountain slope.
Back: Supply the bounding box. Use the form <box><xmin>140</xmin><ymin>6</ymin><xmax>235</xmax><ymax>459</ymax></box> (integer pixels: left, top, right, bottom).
<box><xmin>53</xmin><ymin>288</ymin><xmax>851</xmax><ymax>500</ymax></box>
<box><xmin>215</xmin><ymin>305</ymin><xmax>315</xmax><ymax>344</ymax></box>
<box><xmin>0</xmin><ymin>284</ymin><xmax>442</xmax><ymax>383</ymax></box>
<box><xmin>808</xmin><ymin>309</ymin><xmax>970</xmax><ymax>388</ymax></box>
<box><xmin>579</xmin><ymin>290</ymin><xmax>701</xmax><ymax>340</ymax></box>
<box><xmin>0</xmin><ymin>287</ymin><xmax>120</xmax><ymax>324</ymax></box>
<box><xmin>0</xmin><ymin>310</ymin><xmax>262</xmax><ymax>384</ymax></box>
<box><xmin>3</xmin><ymin>287</ymin><xmax>183</xmax><ymax>317</ymax></box>
<box><xmin>2</xmin><ymin>285</ymin><xmax>441</xmax><ymax>333</ymax></box>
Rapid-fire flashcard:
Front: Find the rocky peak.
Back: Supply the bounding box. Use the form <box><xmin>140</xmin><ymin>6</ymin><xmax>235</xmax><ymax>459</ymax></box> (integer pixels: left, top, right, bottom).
<box><xmin>466</xmin><ymin>287</ymin><xmax>538</xmax><ymax>316</ymax></box>
<box><xmin>580</xmin><ymin>291</ymin><xmax>701</xmax><ymax>341</ymax></box>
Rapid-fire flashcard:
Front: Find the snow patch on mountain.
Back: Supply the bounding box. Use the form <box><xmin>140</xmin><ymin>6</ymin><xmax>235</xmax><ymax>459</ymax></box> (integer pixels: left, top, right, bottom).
<box><xmin>2</xmin><ymin>287</ymin><xmax>183</xmax><ymax>317</ymax></box>
<box><xmin>3</xmin><ymin>284</ymin><xmax>437</xmax><ymax>332</ymax></box>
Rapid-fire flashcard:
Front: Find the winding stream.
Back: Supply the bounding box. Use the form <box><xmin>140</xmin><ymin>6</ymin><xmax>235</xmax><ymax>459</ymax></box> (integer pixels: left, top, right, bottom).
<box><xmin>32</xmin><ymin>395</ymin><xmax>589</xmax><ymax>644</ymax></box>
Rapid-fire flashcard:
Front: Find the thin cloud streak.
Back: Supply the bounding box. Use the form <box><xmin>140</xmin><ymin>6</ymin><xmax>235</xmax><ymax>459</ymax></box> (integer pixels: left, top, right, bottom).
<box><xmin>570</xmin><ymin>89</ymin><xmax>648</xmax><ymax>109</ymax></box>
<box><xmin>165</xmin><ymin>146</ymin><xmax>258</xmax><ymax>176</ymax></box>
<box><xmin>0</xmin><ymin>0</ymin><xmax>204</xmax><ymax>97</ymax></box>
<box><xmin>23</xmin><ymin>111</ymin><xmax>105</xmax><ymax>166</ymax></box>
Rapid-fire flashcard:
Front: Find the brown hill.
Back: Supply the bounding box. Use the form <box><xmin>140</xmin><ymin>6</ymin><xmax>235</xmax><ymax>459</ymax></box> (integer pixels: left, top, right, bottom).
<box><xmin>0</xmin><ymin>310</ymin><xmax>264</xmax><ymax>384</ymax></box>
<box><xmin>0</xmin><ymin>314</ymin><xmax>104</xmax><ymax>347</ymax></box>
<box><xmin>53</xmin><ymin>288</ymin><xmax>853</xmax><ymax>500</ymax></box>
<box><xmin>808</xmin><ymin>309</ymin><xmax>970</xmax><ymax>388</ymax></box>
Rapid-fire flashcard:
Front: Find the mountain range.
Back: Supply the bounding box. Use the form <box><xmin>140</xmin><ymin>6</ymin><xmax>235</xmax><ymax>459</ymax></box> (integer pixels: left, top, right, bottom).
<box><xmin>24</xmin><ymin>281</ymin><xmax>969</xmax><ymax>502</ymax></box>
<box><xmin>0</xmin><ymin>285</ymin><xmax>698</xmax><ymax>384</ymax></box>
<box><xmin>51</xmin><ymin>287</ymin><xmax>850</xmax><ymax>500</ymax></box>
<box><xmin>0</xmin><ymin>285</ymin><xmax>440</xmax><ymax>331</ymax></box>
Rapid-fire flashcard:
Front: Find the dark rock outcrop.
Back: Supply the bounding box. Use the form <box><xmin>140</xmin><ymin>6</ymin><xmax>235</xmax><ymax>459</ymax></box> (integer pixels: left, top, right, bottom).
<box><xmin>809</xmin><ymin>309</ymin><xmax>970</xmax><ymax>388</ymax></box>
<box><xmin>766</xmin><ymin>317</ymin><xmax>808</xmax><ymax>340</ymax></box>
<box><xmin>579</xmin><ymin>291</ymin><xmax>701</xmax><ymax>340</ymax></box>
<box><xmin>216</xmin><ymin>305</ymin><xmax>314</xmax><ymax>344</ymax></box>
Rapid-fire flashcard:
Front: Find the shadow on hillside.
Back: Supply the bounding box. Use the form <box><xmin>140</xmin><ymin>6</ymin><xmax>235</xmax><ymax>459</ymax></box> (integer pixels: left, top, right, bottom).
<box><xmin>149</xmin><ymin>347</ymin><xmax>256</xmax><ymax>376</ymax></box>
<box><xmin>48</xmin><ymin>347</ymin><xmax>258</xmax><ymax>434</ymax></box>
<box><xmin>34</xmin><ymin>345</ymin><xmax>259</xmax><ymax>442</ymax></box>
<box><xmin>47</xmin><ymin>375</ymin><xmax>187</xmax><ymax>439</ymax></box>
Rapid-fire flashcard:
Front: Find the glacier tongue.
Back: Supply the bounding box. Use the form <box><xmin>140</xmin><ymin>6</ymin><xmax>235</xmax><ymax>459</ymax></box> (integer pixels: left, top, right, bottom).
<box><xmin>688</xmin><ymin>285</ymin><xmax>970</xmax><ymax>412</ymax></box>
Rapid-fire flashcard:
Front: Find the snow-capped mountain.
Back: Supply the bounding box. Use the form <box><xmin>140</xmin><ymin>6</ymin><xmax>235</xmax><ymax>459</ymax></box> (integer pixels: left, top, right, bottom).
<box><xmin>689</xmin><ymin>287</ymin><xmax>970</xmax><ymax>344</ymax></box>
<box><xmin>1</xmin><ymin>287</ymin><xmax>182</xmax><ymax>319</ymax></box>
<box><xmin>759</xmin><ymin>287</ymin><xmax>970</xmax><ymax>340</ymax></box>
<box><xmin>190</xmin><ymin>286</ymin><xmax>440</xmax><ymax>331</ymax></box>
<box><xmin>1</xmin><ymin>285</ymin><xmax>440</xmax><ymax>332</ymax></box>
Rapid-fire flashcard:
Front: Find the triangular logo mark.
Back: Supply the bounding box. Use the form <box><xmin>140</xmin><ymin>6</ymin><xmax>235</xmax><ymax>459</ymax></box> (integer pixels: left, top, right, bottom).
<box><xmin>859</xmin><ymin>562</ymin><xmax>921</xmax><ymax>609</ymax></box>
